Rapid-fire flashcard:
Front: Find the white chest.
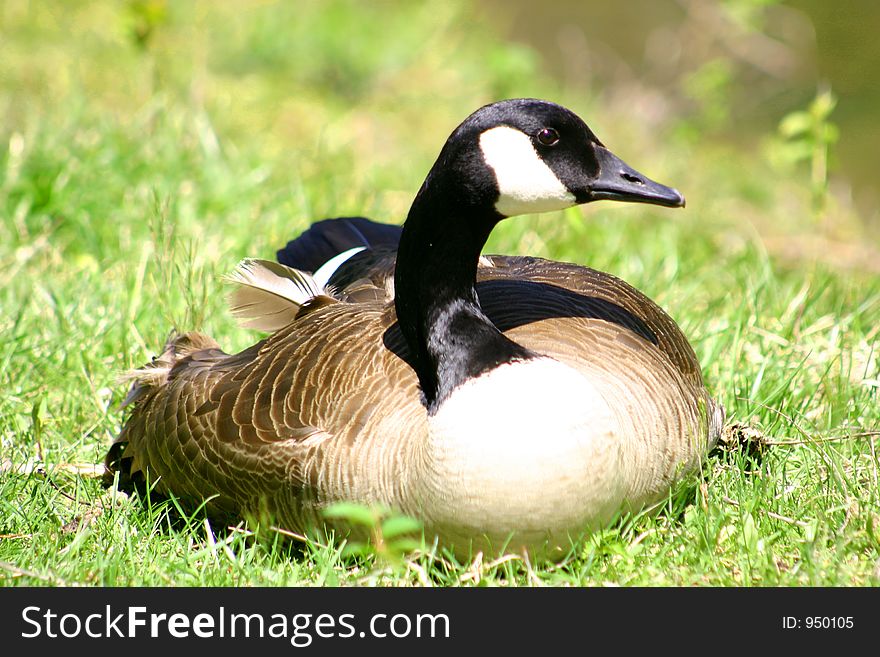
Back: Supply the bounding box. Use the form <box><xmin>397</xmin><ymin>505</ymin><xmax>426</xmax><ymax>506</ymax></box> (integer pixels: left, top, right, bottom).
<box><xmin>420</xmin><ymin>358</ymin><xmax>626</xmax><ymax>548</ymax></box>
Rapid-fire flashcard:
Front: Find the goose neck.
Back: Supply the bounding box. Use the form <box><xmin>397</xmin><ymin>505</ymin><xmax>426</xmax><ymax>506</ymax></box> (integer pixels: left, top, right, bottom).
<box><xmin>394</xmin><ymin>185</ymin><xmax>531</xmax><ymax>413</ymax></box>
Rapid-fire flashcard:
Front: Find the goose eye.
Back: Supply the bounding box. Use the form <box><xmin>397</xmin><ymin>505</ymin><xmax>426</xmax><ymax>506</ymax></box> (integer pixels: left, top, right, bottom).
<box><xmin>536</xmin><ymin>127</ymin><xmax>560</xmax><ymax>146</ymax></box>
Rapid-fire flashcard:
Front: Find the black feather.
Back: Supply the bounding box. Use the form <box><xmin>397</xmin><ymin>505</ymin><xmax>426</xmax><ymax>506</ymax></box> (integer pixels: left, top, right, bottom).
<box><xmin>276</xmin><ymin>217</ymin><xmax>402</xmax><ymax>272</ymax></box>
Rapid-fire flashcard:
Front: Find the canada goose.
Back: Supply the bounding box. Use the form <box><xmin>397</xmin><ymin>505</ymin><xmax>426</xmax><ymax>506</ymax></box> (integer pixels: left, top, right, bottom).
<box><xmin>107</xmin><ymin>98</ymin><xmax>724</xmax><ymax>556</ymax></box>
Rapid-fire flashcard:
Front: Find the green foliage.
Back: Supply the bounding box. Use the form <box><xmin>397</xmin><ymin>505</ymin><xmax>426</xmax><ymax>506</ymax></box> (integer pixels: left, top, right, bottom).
<box><xmin>681</xmin><ymin>58</ymin><xmax>734</xmax><ymax>133</ymax></box>
<box><xmin>722</xmin><ymin>0</ymin><xmax>779</xmax><ymax>31</ymax></box>
<box><xmin>322</xmin><ymin>503</ymin><xmax>424</xmax><ymax>567</ymax></box>
<box><xmin>770</xmin><ymin>89</ymin><xmax>839</xmax><ymax>214</ymax></box>
<box><xmin>126</xmin><ymin>0</ymin><xmax>170</xmax><ymax>51</ymax></box>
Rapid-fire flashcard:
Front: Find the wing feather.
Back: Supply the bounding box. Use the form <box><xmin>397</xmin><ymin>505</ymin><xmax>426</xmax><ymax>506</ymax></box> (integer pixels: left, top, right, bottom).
<box><xmin>224</xmin><ymin>258</ymin><xmax>332</xmax><ymax>331</ymax></box>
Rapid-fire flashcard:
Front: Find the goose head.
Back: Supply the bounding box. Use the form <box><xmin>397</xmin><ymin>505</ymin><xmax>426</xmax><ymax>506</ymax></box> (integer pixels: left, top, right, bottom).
<box><xmin>394</xmin><ymin>98</ymin><xmax>685</xmax><ymax>409</ymax></box>
<box><xmin>417</xmin><ymin>98</ymin><xmax>684</xmax><ymax>222</ymax></box>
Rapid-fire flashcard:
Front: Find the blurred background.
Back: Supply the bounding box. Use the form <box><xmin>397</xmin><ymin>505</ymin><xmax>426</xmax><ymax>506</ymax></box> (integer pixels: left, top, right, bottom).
<box><xmin>2</xmin><ymin>1</ymin><xmax>877</xmax><ymax>586</ymax></box>
<box><xmin>1</xmin><ymin>0</ymin><xmax>877</xmax><ymax>281</ymax></box>
<box><xmin>491</xmin><ymin>0</ymin><xmax>880</xmax><ymax>224</ymax></box>
<box><xmin>0</xmin><ymin>0</ymin><xmax>880</xmax><ymax>271</ymax></box>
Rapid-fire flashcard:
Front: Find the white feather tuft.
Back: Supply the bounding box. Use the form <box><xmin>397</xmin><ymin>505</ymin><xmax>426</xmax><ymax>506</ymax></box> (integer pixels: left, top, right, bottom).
<box><xmin>312</xmin><ymin>246</ymin><xmax>367</xmax><ymax>289</ymax></box>
<box><xmin>224</xmin><ymin>258</ymin><xmax>326</xmax><ymax>332</ymax></box>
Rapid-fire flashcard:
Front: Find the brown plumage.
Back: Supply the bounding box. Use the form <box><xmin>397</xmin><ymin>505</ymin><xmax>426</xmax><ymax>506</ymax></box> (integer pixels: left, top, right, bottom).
<box><xmin>108</xmin><ymin>256</ymin><xmax>721</xmax><ymax>550</ymax></box>
<box><xmin>107</xmin><ymin>99</ymin><xmax>724</xmax><ymax>555</ymax></box>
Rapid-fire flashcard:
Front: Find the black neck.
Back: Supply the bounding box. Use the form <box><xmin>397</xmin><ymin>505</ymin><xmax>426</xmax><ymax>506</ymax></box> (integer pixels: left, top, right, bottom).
<box><xmin>394</xmin><ymin>169</ymin><xmax>533</xmax><ymax>413</ymax></box>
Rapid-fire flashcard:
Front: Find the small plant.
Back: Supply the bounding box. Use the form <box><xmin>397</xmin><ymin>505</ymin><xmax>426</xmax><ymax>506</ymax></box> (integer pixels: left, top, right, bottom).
<box><xmin>126</xmin><ymin>0</ymin><xmax>169</xmax><ymax>52</ymax></box>
<box><xmin>321</xmin><ymin>502</ymin><xmax>423</xmax><ymax>568</ymax></box>
<box><xmin>771</xmin><ymin>88</ymin><xmax>839</xmax><ymax>216</ymax></box>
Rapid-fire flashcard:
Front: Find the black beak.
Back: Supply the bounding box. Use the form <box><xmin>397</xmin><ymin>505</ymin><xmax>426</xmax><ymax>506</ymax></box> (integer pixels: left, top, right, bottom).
<box><xmin>589</xmin><ymin>145</ymin><xmax>685</xmax><ymax>208</ymax></box>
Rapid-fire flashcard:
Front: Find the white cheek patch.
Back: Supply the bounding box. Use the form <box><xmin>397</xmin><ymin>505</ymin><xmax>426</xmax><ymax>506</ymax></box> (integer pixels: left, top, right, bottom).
<box><xmin>479</xmin><ymin>126</ymin><xmax>576</xmax><ymax>217</ymax></box>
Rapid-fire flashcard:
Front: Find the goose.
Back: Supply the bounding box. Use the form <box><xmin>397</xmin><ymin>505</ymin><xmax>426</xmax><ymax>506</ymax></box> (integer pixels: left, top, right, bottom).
<box><xmin>106</xmin><ymin>98</ymin><xmax>724</xmax><ymax>556</ymax></box>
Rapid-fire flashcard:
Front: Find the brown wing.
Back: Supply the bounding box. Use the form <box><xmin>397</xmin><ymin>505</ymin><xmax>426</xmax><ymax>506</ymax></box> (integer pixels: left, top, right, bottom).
<box><xmin>475</xmin><ymin>255</ymin><xmax>705</xmax><ymax>387</ymax></box>
<box><xmin>108</xmin><ymin>300</ymin><xmax>426</xmax><ymax>529</ymax></box>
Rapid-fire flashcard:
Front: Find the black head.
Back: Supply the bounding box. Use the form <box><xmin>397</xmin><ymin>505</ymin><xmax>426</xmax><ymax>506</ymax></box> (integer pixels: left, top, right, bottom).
<box><xmin>431</xmin><ymin>98</ymin><xmax>684</xmax><ymax>217</ymax></box>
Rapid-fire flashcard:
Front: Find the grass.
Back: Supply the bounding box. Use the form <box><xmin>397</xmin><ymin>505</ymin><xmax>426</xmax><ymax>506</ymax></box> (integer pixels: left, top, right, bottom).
<box><xmin>1</xmin><ymin>0</ymin><xmax>878</xmax><ymax>587</ymax></box>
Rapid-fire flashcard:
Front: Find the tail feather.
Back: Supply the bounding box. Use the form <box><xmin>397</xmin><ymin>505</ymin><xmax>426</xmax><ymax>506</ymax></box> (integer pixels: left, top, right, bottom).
<box><xmin>276</xmin><ymin>216</ymin><xmax>402</xmax><ymax>272</ymax></box>
<box><xmin>224</xmin><ymin>258</ymin><xmax>329</xmax><ymax>332</ymax></box>
<box><xmin>106</xmin><ymin>331</ymin><xmax>223</xmax><ymax>490</ymax></box>
<box><xmin>118</xmin><ymin>331</ymin><xmax>222</xmax><ymax>408</ymax></box>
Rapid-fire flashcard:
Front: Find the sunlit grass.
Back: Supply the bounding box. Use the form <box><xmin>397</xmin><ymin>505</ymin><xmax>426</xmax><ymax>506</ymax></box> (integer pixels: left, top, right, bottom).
<box><xmin>1</xmin><ymin>0</ymin><xmax>878</xmax><ymax>586</ymax></box>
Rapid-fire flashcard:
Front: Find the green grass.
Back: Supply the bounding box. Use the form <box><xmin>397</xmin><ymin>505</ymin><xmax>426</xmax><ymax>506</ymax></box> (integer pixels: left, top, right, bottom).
<box><xmin>1</xmin><ymin>0</ymin><xmax>878</xmax><ymax>586</ymax></box>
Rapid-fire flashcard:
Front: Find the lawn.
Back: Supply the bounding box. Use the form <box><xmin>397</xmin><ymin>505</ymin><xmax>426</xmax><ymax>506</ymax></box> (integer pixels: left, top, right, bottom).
<box><xmin>1</xmin><ymin>0</ymin><xmax>878</xmax><ymax>586</ymax></box>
